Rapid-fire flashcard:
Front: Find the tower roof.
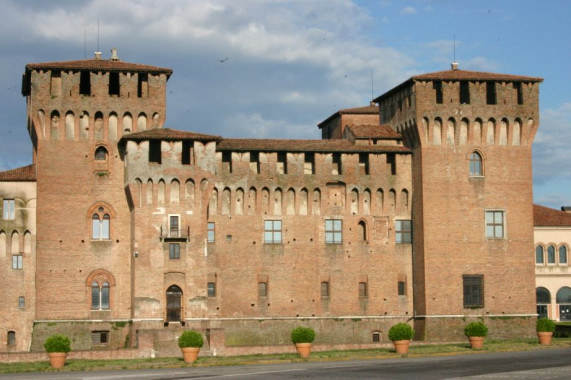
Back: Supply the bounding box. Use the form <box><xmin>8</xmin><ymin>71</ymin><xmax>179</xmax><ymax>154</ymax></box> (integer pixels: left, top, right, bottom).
<box><xmin>25</xmin><ymin>59</ymin><xmax>172</xmax><ymax>77</ymax></box>
<box><xmin>318</xmin><ymin>104</ymin><xmax>379</xmax><ymax>128</ymax></box>
<box><xmin>119</xmin><ymin>128</ymin><xmax>221</xmax><ymax>143</ymax></box>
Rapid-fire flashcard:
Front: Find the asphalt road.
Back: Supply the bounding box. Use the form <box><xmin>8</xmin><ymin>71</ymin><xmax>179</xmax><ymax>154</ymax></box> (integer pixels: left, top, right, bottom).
<box><xmin>3</xmin><ymin>347</ymin><xmax>571</xmax><ymax>379</ymax></box>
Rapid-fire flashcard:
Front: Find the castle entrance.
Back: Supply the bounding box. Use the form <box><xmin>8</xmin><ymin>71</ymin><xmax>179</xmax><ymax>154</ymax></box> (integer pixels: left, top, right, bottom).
<box><xmin>166</xmin><ymin>285</ymin><xmax>182</xmax><ymax>322</ymax></box>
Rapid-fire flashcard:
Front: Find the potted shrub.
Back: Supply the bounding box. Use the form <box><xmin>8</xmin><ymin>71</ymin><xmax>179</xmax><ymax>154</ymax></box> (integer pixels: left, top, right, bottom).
<box><xmin>388</xmin><ymin>323</ymin><xmax>414</xmax><ymax>354</ymax></box>
<box><xmin>536</xmin><ymin>318</ymin><xmax>556</xmax><ymax>345</ymax></box>
<box><xmin>291</xmin><ymin>326</ymin><xmax>315</xmax><ymax>358</ymax></box>
<box><xmin>178</xmin><ymin>330</ymin><xmax>204</xmax><ymax>364</ymax></box>
<box><xmin>43</xmin><ymin>334</ymin><xmax>71</xmax><ymax>369</ymax></box>
<box><xmin>464</xmin><ymin>321</ymin><xmax>488</xmax><ymax>349</ymax></box>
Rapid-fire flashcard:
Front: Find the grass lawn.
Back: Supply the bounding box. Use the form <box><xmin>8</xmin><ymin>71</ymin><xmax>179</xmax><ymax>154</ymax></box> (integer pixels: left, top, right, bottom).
<box><xmin>2</xmin><ymin>338</ymin><xmax>571</xmax><ymax>374</ymax></box>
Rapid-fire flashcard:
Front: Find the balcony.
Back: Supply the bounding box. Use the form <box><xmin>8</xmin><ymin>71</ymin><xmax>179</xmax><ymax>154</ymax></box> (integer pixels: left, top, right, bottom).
<box><xmin>160</xmin><ymin>225</ymin><xmax>190</xmax><ymax>242</ymax></box>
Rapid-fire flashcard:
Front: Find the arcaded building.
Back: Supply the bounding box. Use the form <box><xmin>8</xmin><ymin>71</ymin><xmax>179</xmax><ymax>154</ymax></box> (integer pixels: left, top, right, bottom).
<box><xmin>0</xmin><ymin>51</ymin><xmax>543</xmax><ymax>354</ymax></box>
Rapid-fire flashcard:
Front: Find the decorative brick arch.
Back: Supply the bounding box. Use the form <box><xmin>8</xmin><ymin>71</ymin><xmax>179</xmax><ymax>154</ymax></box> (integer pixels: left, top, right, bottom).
<box><xmin>86</xmin><ymin>268</ymin><xmax>116</xmax><ymax>286</ymax></box>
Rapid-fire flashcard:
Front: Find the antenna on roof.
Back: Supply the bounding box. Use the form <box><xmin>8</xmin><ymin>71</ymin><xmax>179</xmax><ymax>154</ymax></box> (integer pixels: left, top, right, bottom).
<box><xmin>371</xmin><ymin>69</ymin><xmax>374</xmax><ymax>101</ymax></box>
<box><xmin>84</xmin><ymin>29</ymin><xmax>87</xmax><ymax>59</ymax></box>
<box><xmin>451</xmin><ymin>33</ymin><xmax>459</xmax><ymax>70</ymax></box>
<box><xmin>97</xmin><ymin>18</ymin><xmax>100</xmax><ymax>52</ymax></box>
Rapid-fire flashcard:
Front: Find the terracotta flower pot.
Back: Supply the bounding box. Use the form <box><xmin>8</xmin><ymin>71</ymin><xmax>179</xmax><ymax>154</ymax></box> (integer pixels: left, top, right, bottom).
<box><xmin>468</xmin><ymin>336</ymin><xmax>484</xmax><ymax>349</ymax></box>
<box><xmin>392</xmin><ymin>340</ymin><xmax>411</xmax><ymax>354</ymax></box>
<box><xmin>48</xmin><ymin>352</ymin><xmax>67</xmax><ymax>369</ymax></box>
<box><xmin>537</xmin><ymin>331</ymin><xmax>553</xmax><ymax>345</ymax></box>
<box><xmin>295</xmin><ymin>343</ymin><xmax>312</xmax><ymax>358</ymax></box>
<box><xmin>181</xmin><ymin>347</ymin><xmax>200</xmax><ymax>364</ymax></box>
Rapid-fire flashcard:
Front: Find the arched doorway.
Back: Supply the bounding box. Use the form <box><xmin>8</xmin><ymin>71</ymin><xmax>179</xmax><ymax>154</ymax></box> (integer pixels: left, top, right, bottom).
<box><xmin>166</xmin><ymin>285</ymin><xmax>183</xmax><ymax>322</ymax></box>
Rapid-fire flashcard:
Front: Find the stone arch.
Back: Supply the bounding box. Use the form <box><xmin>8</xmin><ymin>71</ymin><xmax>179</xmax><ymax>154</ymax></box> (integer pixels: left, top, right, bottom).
<box><xmin>235</xmin><ymin>188</ymin><xmax>244</xmax><ymax>215</ymax></box>
<box><xmin>499</xmin><ymin>118</ymin><xmax>508</xmax><ymax>145</ymax></box>
<box><xmin>513</xmin><ymin>118</ymin><xmax>522</xmax><ymax>146</ymax></box>
<box><xmin>146</xmin><ymin>179</ymin><xmax>153</xmax><ymax>205</ymax></box>
<box><xmin>400</xmin><ymin>189</ymin><xmax>409</xmax><ymax>212</ymax></box>
<box><xmin>24</xmin><ymin>231</ymin><xmax>32</xmax><ymax>255</ymax></box>
<box><xmin>65</xmin><ymin>111</ymin><xmax>75</xmax><ymax>140</ymax></box>
<box><xmin>273</xmin><ymin>188</ymin><xmax>282</xmax><ymax>215</ymax></box>
<box><xmin>421</xmin><ymin>117</ymin><xmax>429</xmax><ymax>145</ymax></box>
<box><xmin>138</xmin><ymin>112</ymin><xmax>147</xmax><ymax>132</ymax></box>
<box><xmin>158</xmin><ymin>179</ymin><xmax>166</xmax><ymax>205</ymax></box>
<box><xmin>261</xmin><ymin>187</ymin><xmax>270</xmax><ymax>215</ymax></box>
<box><xmin>459</xmin><ymin>118</ymin><xmax>469</xmax><ymax>145</ymax></box>
<box><xmin>446</xmin><ymin>117</ymin><xmax>455</xmax><ymax>145</ymax></box>
<box><xmin>123</xmin><ymin>112</ymin><xmax>132</xmax><ymax>134</ymax></box>
<box><xmin>94</xmin><ymin>111</ymin><xmax>104</xmax><ymax>140</ymax></box>
<box><xmin>312</xmin><ymin>188</ymin><xmax>321</xmax><ymax>215</ymax></box>
<box><xmin>388</xmin><ymin>189</ymin><xmax>396</xmax><ymax>214</ymax></box>
<box><xmin>357</xmin><ymin>220</ymin><xmax>368</xmax><ymax>241</ymax></box>
<box><xmin>170</xmin><ymin>179</ymin><xmax>180</xmax><ymax>205</ymax></box>
<box><xmin>152</xmin><ymin>112</ymin><xmax>160</xmax><ymax>129</ymax></box>
<box><xmin>433</xmin><ymin>117</ymin><xmax>442</xmax><ymax>145</ymax></box>
<box><xmin>486</xmin><ymin>118</ymin><xmax>495</xmax><ymax>145</ymax></box>
<box><xmin>350</xmin><ymin>188</ymin><xmax>359</xmax><ymax>215</ymax></box>
<box><xmin>38</xmin><ymin>109</ymin><xmax>46</xmax><ymax>138</ymax></box>
<box><xmin>221</xmin><ymin>188</ymin><xmax>231</xmax><ymax>215</ymax></box>
<box><xmin>108</xmin><ymin>112</ymin><xmax>118</xmax><ymax>141</ymax></box>
<box><xmin>0</xmin><ymin>231</ymin><xmax>6</xmax><ymax>258</ymax></box>
<box><xmin>300</xmin><ymin>188</ymin><xmax>308</xmax><ymax>215</ymax></box>
<box><xmin>472</xmin><ymin>118</ymin><xmax>482</xmax><ymax>145</ymax></box>
<box><xmin>248</xmin><ymin>187</ymin><xmax>257</xmax><ymax>215</ymax></box>
<box><xmin>286</xmin><ymin>188</ymin><xmax>295</xmax><ymax>215</ymax></box>
<box><xmin>134</xmin><ymin>178</ymin><xmax>143</xmax><ymax>207</ymax></box>
<box><xmin>80</xmin><ymin>111</ymin><xmax>89</xmax><ymax>140</ymax></box>
<box><xmin>376</xmin><ymin>188</ymin><xmax>384</xmax><ymax>214</ymax></box>
<box><xmin>185</xmin><ymin>179</ymin><xmax>195</xmax><ymax>207</ymax></box>
<box><xmin>209</xmin><ymin>188</ymin><xmax>219</xmax><ymax>215</ymax></box>
<box><xmin>363</xmin><ymin>189</ymin><xmax>371</xmax><ymax>215</ymax></box>
<box><xmin>11</xmin><ymin>231</ymin><xmax>19</xmax><ymax>254</ymax></box>
<box><xmin>50</xmin><ymin>110</ymin><xmax>60</xmax><ymax>141</ymax></box>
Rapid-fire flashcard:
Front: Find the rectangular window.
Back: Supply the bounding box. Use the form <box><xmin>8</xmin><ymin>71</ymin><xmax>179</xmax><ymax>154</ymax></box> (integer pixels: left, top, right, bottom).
<box><xmin>250</xmin><ymin>151</ymin><xmax>260</xmax><ymax>174</ymax></box>
<box><xmin>332</xmin><ymin>153</ymin><xmax>342</xmax><ymax>175</ymax></box>
<box><xmin>258</xmin><ymin>282</ymin><xmax>268</xmax><ymax>297</ymax></box>
<box><xmin>463</xmin><ymin>275</ymin><xmax>484</xmax><ymax>308</ymax></box>
<box><xmin>149</xmin><ymin>140</ymin><xmax>161</xmax><ymax>163</ymax></box>
<box><xmin>7</xmin><ymin>331</ymin><xmax>15</xmax><ymax>346</ymax></box>
<box><xmin>359</xmin><ymin>282</ymin><xmax>368</xmax><ymax>298</ymax></box>
<box><xmin>277</xmin><ymin>152</ymin><xmax>287</xmax><ymax>174</ymax></box>
<box><xmin>207</xmin><ymin>222</ymin><xmax>215</xmax><ymax>243</ymax></box>
<box><xmin>460</xmin><ymin>81</ymin><xmax>470</xmax><ymax>104</ymax></box>
<box><xmin>91</xmin><ymin>331</ymin><xmax>109</xmax><ymax>345</ymax></box>
<box><xmin>387</xmin><ymin>154</ymin><xmax>396</xmax><ymax>175</ymax></box>
<box><xmin>486</xmin><ymin>82</ymin><xmax>496</xmax><ymax>105</ymax></box>
<box><xmin>433</xmin><ymin>80</ymin><xmax>443</xmax><ymax>104</ymax></box>
<box><xmin>79</xmin><ymin>71</ymin><xmax>91</xmax><ymax>95</ymax></box>
<box><xmin>169</xmin><ymin>215</ymin><xmax>179</xmax><ymax>237</ymax></box>
<box><xmin>50</xmin><ymin>70</ymin><xmax>61</xmax><ymax>97</ymax></box>
<box><xmin>169</xmin><ymin>243</ymin><xmax>180</xmax><ymax>259</ymax></box>
<box><xmin>396</xmin><ymin>220</ymin><xmax>412</xmax><ymax>244</ymax></box>
<box><xmin>109</xmin><ymin>72</ymin><xmax>120</xmax><ymax>96</ymax></box>
<box><xmin>304</xmin><ymin>153</ymin><xmax>315</xmax><ymax>174</ymax></box>
<box><xmin>485</xmin><ymin>210</ymin><xmax>504</xmax><ymax>238</ymax></box>
<box><xmin>359</xmin><ymin>153</ymin><xmax>370</xmax><ymax>175</ymax></box>
<box><xmin>3</xmin><ymin>199</ymin><xmax>15</xmax><ymax>220</ymax></box>
<box><xmin>137</xmin><ymin>73</ymin><xmax>148</xmax><ymax>98</ymax></box>
<box><xmin>325</xmin><ymin>219</ymin><xmax>343</xmax><ymax>244</ymax></box>
<box><xmin>398</xmin><ymin>281</ymin><xmax>406</xmax><ymax>296</ymax></box>
<box><xmin>12</xmin><ymin>255</ymin><xmax>23</xmax><ymax>270</ymax></box>
<box><xmin>181</xmin><ymin>140</ymin><xmax>193</xmax><ymax>165</ymax></box>
<box><xmin>321</xmin><ymin>282</ymin><xmax>330</xmax><ymax>298</ymax></box>
<box><xmin>207</xmin><ymin>282</ymin><xmax>216</xmax><ymax>297</ymax></box>
<box><xmin>514</xmin><ymin>82</ymin><xmax>523</xmax><ymax>105</ymax></box>
<box><xmin>264</xmin><ymin>220</ymin><xmax>282</xmax><ymax>244</ymax></box>
<box><xmin>18</xmin><ymin>296</ymin><xmax>25</xmax><ymax>308</ymax></box>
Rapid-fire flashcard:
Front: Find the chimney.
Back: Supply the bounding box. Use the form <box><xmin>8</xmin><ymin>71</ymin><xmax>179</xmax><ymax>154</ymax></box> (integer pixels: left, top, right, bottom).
<box><xmin>94</xmin><ymin>52</ymin><xmax>102</xmax><ymax>60</ymax></box>
<box><xmin>451</xmin><ymin>62</ymin><xmax>459</xmax><ymax>70</ymax></box>
<box><xmin>110</xmin><ymin>48</ymin><xmax>119</xmax><ymax>61</ymax></box>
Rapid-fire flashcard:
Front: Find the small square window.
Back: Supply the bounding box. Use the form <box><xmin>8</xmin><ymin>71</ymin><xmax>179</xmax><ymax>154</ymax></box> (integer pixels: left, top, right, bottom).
<box><xmin>264</xmin><ymin>220</ymin><xmax>282</xmax><ymax>244</ymax></box>
<box><xmin>3</xmin><ymin>199</ymin><xmax>15</xmax><ymax>220</ymax></box>
<box><xmin>169</xmin><ymin>243</ymin><xmax>180</xmax><ymax>259</ymax></box>
<box><xmin>12</xmin><ymin>255</ymin><xmax>23</xmax><ymax>270</ymax></box>
<box><xmin>396</xmin><ymin>220</ymin><xmax>412</xmax><ymax>243</ymax></box>
<box><xmin>18</xmin><ymin>296</ymin><xmax>25</xmax><ymax>308</ymax></box>
<box><xmin>485</xmin><ymin>211</ymin><xmax>504</xmax><ymax>239</ymax></box>
<box><xmin>207</xmin><ymin>222</ymin><xmax>215</xmax><ymax>243</ymax></box>
<box><xmin>207</xmin><ymin>282</ymin><xmax>216</xmax><ymax>297</ymax></box>
<box><xmin>91</xmin><ymin>331</ymin><xmax>109</xmax><ymax>345</ymax></box>
<box><xmin>463</xmin><ymin>275</ymin><xmax>484</xmax><ymax>308</ymax></box>
<box><xmin>359</xmin><ymin>282</ymin><xmax>368</xmax><ymax>298</ymax></box>
<box><xmin>325</xmin><ymin>219</ymin><xmax>342</xmax><ymax>244</ymax></box>
<box><xmin>372</xmin><ymin>331</ymin><xmax>380</xmax><ymax>342</ymax></box>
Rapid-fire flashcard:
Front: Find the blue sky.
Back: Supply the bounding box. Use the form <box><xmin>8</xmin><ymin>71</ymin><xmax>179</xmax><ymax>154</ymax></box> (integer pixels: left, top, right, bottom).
<box><xmin>0</xmin><ymin>0</ymin><xmax>569</xmax><ymax>208</ymax></box>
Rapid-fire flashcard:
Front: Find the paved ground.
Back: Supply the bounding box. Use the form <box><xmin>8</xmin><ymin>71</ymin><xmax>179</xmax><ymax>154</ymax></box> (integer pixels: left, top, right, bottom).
<box><xmin>3</xmin><ymin>347</ymin><xmax>571</xmax><ymax>379</ymax></box>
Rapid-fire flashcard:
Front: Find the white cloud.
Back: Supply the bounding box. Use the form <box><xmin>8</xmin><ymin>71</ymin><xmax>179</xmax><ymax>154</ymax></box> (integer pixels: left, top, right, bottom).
<box><xmin>401</xmin><ymin>6</ymin><xmax>417</xmax><ymax>15</ymax></box>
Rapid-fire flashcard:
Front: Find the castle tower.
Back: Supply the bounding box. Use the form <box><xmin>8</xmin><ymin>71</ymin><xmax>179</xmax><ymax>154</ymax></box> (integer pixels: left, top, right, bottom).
<box><xmin>376</xmin><ymin>64</ymin><xmax>543</xmax><ymax>340</ymax></box>
<box><xmin>21</xmin><ymin>50</ymin><xmax>171</xmax><ymax>346</ymax></box>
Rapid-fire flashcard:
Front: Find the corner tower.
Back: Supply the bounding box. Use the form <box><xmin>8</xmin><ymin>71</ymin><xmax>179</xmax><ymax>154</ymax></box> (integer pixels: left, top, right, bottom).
<box><xmin>376</xmin><ymin>65</ymin><xmax>543</xmax><ymax>340</ymax></box>
<box><xmin>21</xmin><ymin>50</ymin><xmax>171</xmax><ymax>344</ymax></box>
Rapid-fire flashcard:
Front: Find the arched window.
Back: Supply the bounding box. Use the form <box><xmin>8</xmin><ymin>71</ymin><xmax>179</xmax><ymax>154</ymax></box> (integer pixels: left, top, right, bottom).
<box><xmin>559</xmin><ymin>245</ymin><xmax>568</xmax><ymax>265</ymax></box>
<box><xmin>166</xmin><ymin>285</ymin><xmax>183</xmax><ymax>322</ymax></box>
<box><xmin>536</xmin><ymin>287</ymin><xmax>551</xmax><ymax>319</ymax></box>
<box><xmin>535</xmin><ymin>245</ymin><xmax>544</xmax><ymax>265</ymax></box>
<box><xmin>547</xmin><ymin>245</ymin><xmax>556</xmax><ymax>264</ymax></box>
<box><xmin>91</xmin><ymin>281</ymin><xmax>110</xmax><ymax>310</ymax></box>
<box><xmin>88</xmin><ymin>203</ymin><xmax>115</xmax><ymax>240</ymax></box>
<box><xmin>87</xmin><ymin>269</ymin><xmax>115</xmax><ymax>311</ymax></box>
<box><xmin>7</xmin><ymin>331</ymin><xmax>15</xmax><ymax>346</ymax></box>
<box><xmin>469</xmin><ymin>152</ymin><xmax>483</xmax><ymax>176</ymax></box>
<box><xmin>556</xmin><ymin>286</ymin><xmax>571</xmax><ymax>321</ymax></box>
<box><xmin>358</xmin><ymin>220</ymin><xmax>367</xmax><ymax>241</ymax></box>
<box><xmin>95</xmin><ymin>146</ymin><xmax>108</xmax><ymax>161</ymax></box>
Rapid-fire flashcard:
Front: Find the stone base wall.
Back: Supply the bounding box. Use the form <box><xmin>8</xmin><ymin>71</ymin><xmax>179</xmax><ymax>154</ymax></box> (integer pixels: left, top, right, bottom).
<box><xmin>420</xmin><ymin>316</ymin><xmax>536</xmax><ymax>341</ymax></box>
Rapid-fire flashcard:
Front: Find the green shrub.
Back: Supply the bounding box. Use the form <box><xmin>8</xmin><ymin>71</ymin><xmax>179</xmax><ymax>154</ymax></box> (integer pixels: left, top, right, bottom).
<box><xmin>536</xmin><ymin>318</ymin><xmax>556</xmax><ymax>333</ymax></box>
<box><xmin>43</xmin><ymin>334</ymin><xmax>71</xmax><ymax>353</ymax></box>
<box><xmin>464</xmin><ymin>322</ymin><xmax>488</xmax><ymax>337</ymax></box>
<box><xmin>388</xmin><ymin>323</ymin><xmax>414</xmax><ymax>341</ymax></box>
<box><xmin>291</xmin><ymin>326</ymin><xmax>315</xmax><ymax>344</ymax></box>
<box><xmin>178</xmin><ymin>330</ymin><xmax>204</xmax><ymax>348</ymax></box>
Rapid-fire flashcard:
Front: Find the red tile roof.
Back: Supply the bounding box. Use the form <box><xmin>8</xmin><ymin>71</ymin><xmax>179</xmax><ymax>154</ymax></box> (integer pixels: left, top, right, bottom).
<box><xmin>26</xmin><ymin>59</ymin><xmax>172</xmax><ymax>77</ymax></box>
<box><xmin>534</xmin><ymin>204</ymin><xmax>571</xmax><ymax>227</ymax></box>
<box><xmin>318</xmin><ymin>104</ymin><xmax>379</xmax><ymax>128</ymax></box>
<box><xmin>217</xmin><ymin>138</ymin><xmax>410</xmax><ymax>153</ymax></box>
<box><xmin>0</xmin><ymin>164</ymin><xmax>36</xmax><ymax>182</ymax></box>
<box><xmin>376</xmin><ymin>69</ymin><xmax>543</xmax><ymax>102</ymax></box>
<box><xmin>346</xmin><ymin>124</ymin><xmax>401</xmax><ymax>139</ymax></box>
<box><xmin>120</xmin><ymin>128</ymin><xmax>221</xmax><ymax>142</ymax></box>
